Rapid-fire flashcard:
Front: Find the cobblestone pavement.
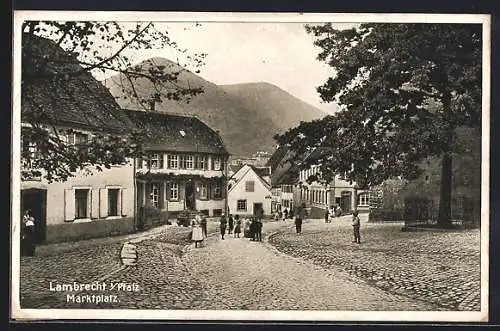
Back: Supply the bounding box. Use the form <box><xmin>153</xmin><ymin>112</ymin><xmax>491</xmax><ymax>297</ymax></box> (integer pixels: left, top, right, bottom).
<box><xmin>20</xmin><ymin>217</ymin><xmax>474</xmax><ymax>312</ymax></box>
<box><xmin>25</xmin><ymin>219</ymin><xmax>432</xmax><ymax>311</ymax></box>
<box><xmin>18</xmin><ymin>221</ymin><xmax>220</xmax><ymax>309</ymax></box>
<box><xmin>268</xmin><ymin>216</ymin><xmax>481</xmax><ymax>311</ymax></box>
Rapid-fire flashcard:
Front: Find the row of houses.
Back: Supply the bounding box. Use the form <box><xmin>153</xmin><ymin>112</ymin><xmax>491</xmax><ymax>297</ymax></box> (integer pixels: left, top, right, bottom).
<box><xmin>20</xmin><ymin>34</ymin><xmax>230</xmax><ymax>244</ymax></box>
<box><xmin>225</xmin><ymin>144</ymin><xmax>370</xmax><ymax>219</ymax></box>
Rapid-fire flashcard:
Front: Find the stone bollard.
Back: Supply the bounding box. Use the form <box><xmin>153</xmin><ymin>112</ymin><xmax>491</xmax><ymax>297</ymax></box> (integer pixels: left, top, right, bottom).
<box><xmin>120</xmin><ymin>242</ymin><xmax>138</xmax><ymax>266</ymax></box>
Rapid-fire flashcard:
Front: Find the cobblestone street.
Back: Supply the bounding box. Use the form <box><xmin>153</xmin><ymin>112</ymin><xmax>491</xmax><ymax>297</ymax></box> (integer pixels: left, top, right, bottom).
<box><xmin>268</xmin><ymin>216</ymin><xmax>481</xmax><ymax>311</ymax></box>
<box><xmin>19</xmin><ymin>218</ymin><xmax>447</xmax><ymax>311</ymax></box>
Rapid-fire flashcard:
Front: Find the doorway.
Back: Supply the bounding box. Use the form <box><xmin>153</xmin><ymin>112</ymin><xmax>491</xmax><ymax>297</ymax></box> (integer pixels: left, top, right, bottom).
<box><xmin>340</xmin><ymin>191</ymin><xmax>352</xmax><ymax>214</ymax></box>
<box><xmin>185</xmin><ymin>181</ymin><xmax>196</xmax><ymax>210</ymax></box>
<box><xmin>21</xmin><ymin>189</ymin><xmax>47</xmax><ymax>244</ymax></box>
<box><xmin>253</xmin><ymin>203</ymin><xmax>263</xmax><ymax>216</ymax></box>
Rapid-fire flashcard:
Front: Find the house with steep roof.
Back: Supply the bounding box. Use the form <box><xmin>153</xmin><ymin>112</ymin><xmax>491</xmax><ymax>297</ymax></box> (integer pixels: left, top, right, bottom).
<box><xmin>227</xmin><ymin>164</ymin><xmax>272</xmax><ymax>217</ymax></box>
<box><xmin>125</xmin><ymin>109</ymin><xmax>230</xmax><ymax>219</ymax></box>
<box><xmin>266</xmin><ymin>145</ymin><xmax>301</xmax><ymax>213</ymax></box>
<box><xmin>20</xmin><ymin>34</ymin><xmax>137</xmax><ymax>243</ymax></box>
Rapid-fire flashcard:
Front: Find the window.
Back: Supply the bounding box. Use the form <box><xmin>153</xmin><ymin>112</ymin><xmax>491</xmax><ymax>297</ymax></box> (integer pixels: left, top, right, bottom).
<box><xmin>245</xmin><ymin>181</ymin><xmax>255</xmax><ymax>192</ymax></box>
<box><xmin>67</xmin><ymin>132</ymin><xmax>88</xmax><ymax>146</ymax></box>
<box><xmin>200</xmin><ymin>183</ymin><xmax>208</xmax><ymax>199</ymax></box>
<box><xmin>151</xmin><ymin>184</ymin><xmax>160</xmax><ymax>208</ymax></box>
<box><xmin>170</xmin><ymin>182</ymin><xmax>179</xmax><ymax>200</ymax></box>
<box><xmin>150</xmin><ymin>153</ymin><xmax>160</xmax><ymax>169</ymax></box>
<box><xmin>22</xmin><ymin>140</ymin><xmax>38</xmax><ymax>168</ymax></box>
<box><xmin>213</xmin><ymin>157</ymin><xmax>221</xmax><ymax>170</ymax></box>
<box><xmin>108</xmin><ymin>189</ymin><xmax>120</xmax><ymax>216</ymax></box>
<box><xmin>237</xmin><ymin>200</ymin><xmax>247</xmax><ymax>211</ymax></box>
<box><xmin>214</xmin><ymin>182</ymin><xmax>222</xmax><ymax>198</ymax></box>
<box><xmin>168</xmin><ymin>154</ymin><xmax>178</xmax><ymax>169</ymax></box>
<box><xmin>197</xmin><ymin>155</ymin><xmax>208</xmax><ymax>170</ymax></box>
<box><xmin>359</xmin><ymin>192</ymin><xmax>370</xmax><ymax>206</ymax></box>
<box><xmin>200</xmin><ymin>209</ymin><xmax>209</xmax><ymax>216</ymax></box>
<box><xmin>213</xmin><ymin>209</ymin><xmax>223</xmax><ymax>217</ymax></box>
<box><xmin>185</xmin><ymin>155</ymin><xmax>194</xmax><ymax>169</ymax></box>
<box><xmin>75</xmin><ymin>189</ymin><xmax>89</xmax><ymax>219</ymax></box>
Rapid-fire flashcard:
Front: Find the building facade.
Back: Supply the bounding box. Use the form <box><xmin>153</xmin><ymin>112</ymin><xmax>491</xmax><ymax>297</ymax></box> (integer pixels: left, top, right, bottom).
<box><xmin>298</xmin><ymin>165</ymin><xmax>370</xmax><ymax>218</ymax></box>
<box><xmin>227</xmin><ymin>164</ymin><xmax>272</xmax><ymax>217</ymax></box>
<box><xmin>20</xmin><ymin>34</ymin><xmax>136</xmax><ymax>243</ymax></box>
<box><xmin>125</xmin><ymin>109</ymin><xmax>230</xmax><ymax>219</ymax></box>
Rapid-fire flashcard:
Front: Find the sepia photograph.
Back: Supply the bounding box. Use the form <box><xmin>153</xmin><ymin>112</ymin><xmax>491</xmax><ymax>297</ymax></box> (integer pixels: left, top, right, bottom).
<box><xmin>10</xmin><ymin>11</ymin><xmax>490</xmax><ymax>322</ymax></box>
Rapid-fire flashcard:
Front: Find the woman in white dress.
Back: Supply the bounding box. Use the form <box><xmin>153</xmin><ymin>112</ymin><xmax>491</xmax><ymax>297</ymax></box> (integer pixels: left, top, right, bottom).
<box><xmin>190</xmin><ymin>218</ymin><xmax>204</xmax><ymax>248</ymax></box>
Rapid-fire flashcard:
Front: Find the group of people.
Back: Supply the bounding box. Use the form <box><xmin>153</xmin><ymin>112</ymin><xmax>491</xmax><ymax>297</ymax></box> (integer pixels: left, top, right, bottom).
<box><xmin>273</xmin><ymin>207</ymin><xmax>295</xmax><ymax>222</ymax></box>
<box><xmin>220</xmin><ymin>214</ymin><xmax>262</xmax><ymax>241</ymax></box>
<box><xmin>190</xmin><ymin>204</ymin><xmax>361</xmax><ymax>247</ymax></box>
<box><xmin>324</xmin><ymin>205</ymin><xmax>343</xmax><ymax>223</ymax></box>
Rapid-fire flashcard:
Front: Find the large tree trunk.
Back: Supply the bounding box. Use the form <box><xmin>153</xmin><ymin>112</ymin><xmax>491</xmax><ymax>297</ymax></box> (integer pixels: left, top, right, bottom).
<box><xmin>437</xmin><ymin>151</ymin><xmax>453</xmax><ymax>228</ymax></box>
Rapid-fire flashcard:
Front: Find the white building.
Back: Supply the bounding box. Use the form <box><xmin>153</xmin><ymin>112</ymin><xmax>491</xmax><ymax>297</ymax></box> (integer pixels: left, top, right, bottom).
<box><xmin>227</xmin><ymin>164</ymin><xmax>272</xmax><ymax>217</ymax></box>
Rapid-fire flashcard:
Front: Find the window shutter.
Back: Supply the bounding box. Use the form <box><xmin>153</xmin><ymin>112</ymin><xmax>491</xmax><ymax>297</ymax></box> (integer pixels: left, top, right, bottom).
<box><xmin>207</xmin><ymin>183</ymin><xmax>211</xmax><ymax>200</ymax></box>
<box><xmin>64</xmin><ymin>189</ymin><xmax>75</xmax><ymax>221</ymax></box>
<box><xmin>159</xmin><ymin>155</ymin><xmax>164</xmax><ymax>168</ymax></box>
<box><xmin>91</xmin><ymin>188</ymin><xmax>100</xmax><ymax>219</ymax></box>
<box><xmin>99</xmin><ymin>188</ymin><xmax>108</xmax><ymax>218</ymax></box>
<box><xmin>121</xmin><ymin>188</ymin><xmax>127</xmax><ymax>216</ymax></box>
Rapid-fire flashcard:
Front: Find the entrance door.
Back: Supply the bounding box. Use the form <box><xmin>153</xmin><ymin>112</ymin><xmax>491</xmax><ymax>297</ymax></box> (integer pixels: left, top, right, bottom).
<box><xmin>185</xmin><ymin>181</ymin><xmax>196</xmax><ymax>210</ymax></box>
<box><xmin>253</xmin><ymin>203</ymin><xmax>263</xmax><ymax>216</ymax></box>
<box><xmin>21</xmin><ymin>189</ymin><xmax>47</xmax><ymax>244</ymax></box>
<box><xmin>340</xmin><ymin>191</ymin><xmax>352</xmax><ymax>214</ymax></box>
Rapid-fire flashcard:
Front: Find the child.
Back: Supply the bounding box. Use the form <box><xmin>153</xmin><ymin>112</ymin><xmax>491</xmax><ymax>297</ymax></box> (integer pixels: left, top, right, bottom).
<box><xmin>233</xmin><ymin>215</ymin><xmax>241</xmax><ymax>238</ymax></box>
<box><xmin>352</xmin><ymin>210</ymin><xmax>361</xmax><ymax>244</ymax></box>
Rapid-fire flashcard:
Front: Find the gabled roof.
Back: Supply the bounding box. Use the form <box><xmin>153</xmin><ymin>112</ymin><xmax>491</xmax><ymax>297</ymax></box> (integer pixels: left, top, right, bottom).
<box><xmin>250</xmin><ymin>165</ymin><xmax>271</xmax><ymax>178</ymax></box>
<box><xmin>228</xmin><ymin>164</ymin><xmax>271</xmax><ymax>193</ymax></box>
<box><xmin>21</xmin><ymin>33</ymin><xmax>135</xmax><ymax>133</ymax></box>
<box><xmin>123</xmin><ymin>109</ymin><xmax>229</xmax><ymax>155</ymax></box>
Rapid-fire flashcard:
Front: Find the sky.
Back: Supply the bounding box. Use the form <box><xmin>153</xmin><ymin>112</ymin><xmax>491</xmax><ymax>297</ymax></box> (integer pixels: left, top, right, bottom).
<box><xmin>102</xmin><ymin>22</ymin><xmax>358</xmax><ymax>114</ymax></box>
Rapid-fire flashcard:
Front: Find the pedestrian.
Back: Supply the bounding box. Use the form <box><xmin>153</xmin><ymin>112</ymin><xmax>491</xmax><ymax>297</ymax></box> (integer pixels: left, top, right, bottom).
<box><xmin>274</xmin><ymin>210</ymin><xmax>279</xmax><ymax>222</ymax></box>
<box><xmin>233</xmin><ymin>215</ymin><xmax>241</xmax><ymax>238</ymax></box>
<box><xmin>295</xmin><ymin>204</ymin><xmax>305</xmax><ymax>234</ymax></box>
<box><xmin>21</xmin><ymin>210</ymin><xmax>36</xmax><ymax>256</ymax></box>
<box><xmin>250</xmin><ymin>218</ymin><xmax>257</xmax><ymax>241</ymax></box>
<box><xmin>336</xmin><ymin>205</ymin><xmax>342</xmax><ymax>217</ymax></box>
<box><xmin>282</xmin><ymin>208</ymin><xmax>288</xmax><ymax>222</ymax></box>
<box><xmin>244</xmin><ymin>217</ymin><xmax>251</xmax><ymax>238</ymax></box>
<box><xmin>255</xmin><ymin>218</ymin><xmax>263</xmax><ymax>242</ymax></box>
<box><xmin>329</xmin><ymin>205</ymin><xmax>336</xmax><ymax>223</ymax></box>
<box><xmin>352</xmin><ymin>210</ymin><xmax>361</xmax><ymax>244</ymax></box>
<box><xmin>200</xmin><ymin>215</ymin><xmax>208</xmax><ymax>238</ymax></box>
<box><xmin>324</xmin><ymin>208</ymin><xmax>329</xmax><ymax>223</ymax></box>
<box><xmin>190</xmin><ymin>219</ymin><xmax>204</xmax><ymax>248</ymax></box>
<box><xmin>219</xmin><ymin>213</ymin><xmax>228</xmax><ymax>240</ymax></box>
<box><xmin>228</xmin><ymin>214</ymin><xmax>234</xmax><ymax>235</ymax></box>
<box><xmin>289</xmin><ymin>207</ymin><xmax>294</xmax><ymax>220</ymax></box>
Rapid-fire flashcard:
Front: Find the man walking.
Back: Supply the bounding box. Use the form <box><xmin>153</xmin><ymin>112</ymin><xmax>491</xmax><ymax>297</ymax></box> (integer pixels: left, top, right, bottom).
<box><xmin>219</xmin><ymin>213</ymin><xmax>228</xmax><ymax>240</ymax></box>
<box><xmin>228</xmin><ymin>214</ymin><xmax>234</xmax><ymax>235</ymax></box>
<box><xmin>255</xmin><ymin>218</ymin><xmax>263</xmax><ymax>242</ymax></box>
<box><xmin>295</xmin><ymin>204</ymin><xmax>306</xmax><ymax>234</ymax></box>
<box><xmin>352</xmin><ymin>210</ymin><xmax>361</xmax><ymax>244</ymax></box>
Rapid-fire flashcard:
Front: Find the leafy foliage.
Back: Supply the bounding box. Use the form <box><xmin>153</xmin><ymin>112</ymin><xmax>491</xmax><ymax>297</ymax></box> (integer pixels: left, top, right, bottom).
<box><xmin>276</xmin><ymin>23</ymin><xmax>481</xmax><ymax>192</ymax></box>
<box><xmin>21</xmin><ymin>21</ymin><xmax>206</xmax><ymax>182</ymax></box>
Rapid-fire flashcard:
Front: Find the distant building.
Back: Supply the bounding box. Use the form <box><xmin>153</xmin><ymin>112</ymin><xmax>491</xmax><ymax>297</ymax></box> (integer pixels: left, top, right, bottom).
<box><xmin>125</xmin><ymin>109</ymin><xmax>230</xmax><ymax>219</ymax></box>
<box><xmin>227</xmin><ymin>164</ymin><xmax>272</xmax><ymax>217</ymax></box>
<box><xmin>20</xmin><ymin>34</ymin><xmax>136</xmax><ymax>244</ymax></box>
<box><xmin>230</xmin><ymin>151</ymin><xmax>272</xmax><ymax>168</ymax></box>
<box><xmin>266</xmin><ymin>145</ymin><xmax>300</xmax><ymax>213</ymax></box>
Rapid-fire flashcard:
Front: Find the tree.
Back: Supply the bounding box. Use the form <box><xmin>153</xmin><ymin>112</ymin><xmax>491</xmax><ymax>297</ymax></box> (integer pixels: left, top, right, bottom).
<box><xmin>276</xmin><ymin>23</ymin><xmax>482</xmax><ymax>227</ymax></box>
<box><xmin>21</xmin><ymin>21</ymin><xmax>206</xmax><ymax>182</ymax></box>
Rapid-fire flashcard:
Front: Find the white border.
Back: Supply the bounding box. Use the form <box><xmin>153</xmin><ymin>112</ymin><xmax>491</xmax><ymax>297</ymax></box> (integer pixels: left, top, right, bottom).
<box><xmin>11</xmin><ymin>11</ymin><xmax>490</xmax><ymax>322</ymax></box>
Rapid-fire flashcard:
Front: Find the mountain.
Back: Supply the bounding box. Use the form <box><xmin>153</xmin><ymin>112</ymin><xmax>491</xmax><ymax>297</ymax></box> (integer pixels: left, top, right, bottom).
<box><xmin>102</xmin><ymin>57</ymin><xmax>327</xmax><ymax>157</ymax></box>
